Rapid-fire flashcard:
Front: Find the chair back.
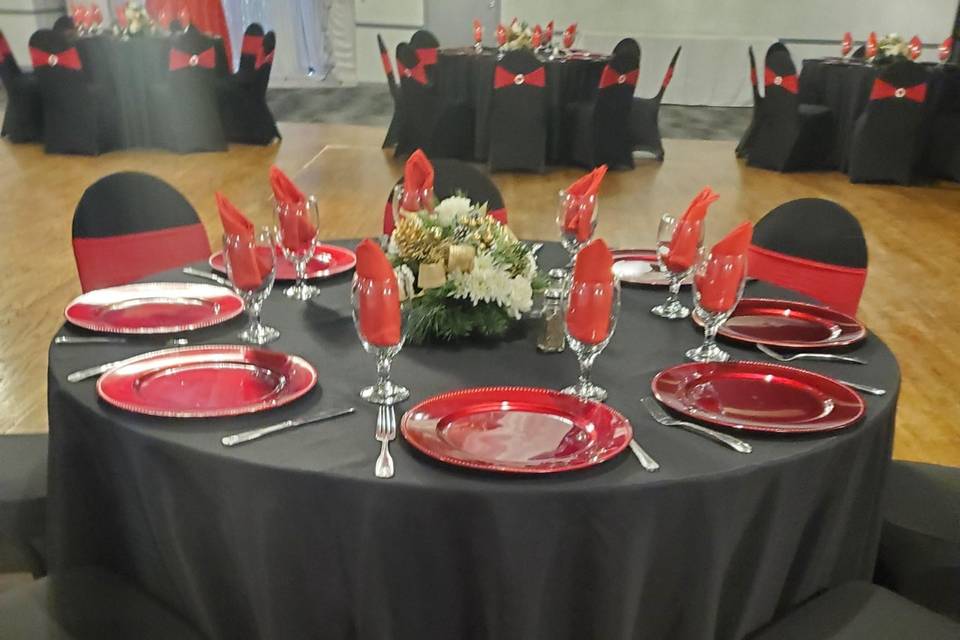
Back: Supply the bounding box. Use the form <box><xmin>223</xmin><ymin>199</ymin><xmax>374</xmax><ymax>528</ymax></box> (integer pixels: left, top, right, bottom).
<box><xmin>654</xmin><ymin>46</ymin><xmax>682</xmax><ymax>101</ymax></box>
<box><xmin>29</xmin><ymin>29</ymin><xmax>84</xmax><ymax>78</ymax></box>
<box><xmin>748</xmin><ymin>45</ymin><xmax>761</xmax><ymax>105</ymax></box>
<box><xmin>488</xmin><ymin>49</ymin><xmax>547</xmax><ymax>172</ymax></box>
<box><xmin>377</xmin><ymin>33</ymin><xmax>398</xmax><ymax>101</ymax></box>
<box><xmin>383</xmin><ymin>159</ymin><xmax>507</xmax><ymax>234</ymax></box>
<box><xmin>0</xmin><ymin>30</ymin><xmax>22</xmax><ymax>88</ymax></box>
<box><xmin>410</xmin><ymin>29</ymin><xmax>439</xmax><ymax>67</ymax></box>
<box><xmin>72</xmin><ymin>172</ymin><xmax>212</xmax><ymax>292</ymax></box>
<box><xmin>866</xmin><ymin>60</ymin><xmax>928</xmax><ymax>110</ymax></box>
<box><xmin>851</xmin><ymin>44</ymin><xmax>867</xmax><ymax>59</ymax></box>
<box><xmin>238</xmin><ymin>23</ymin><xmax>264</xmax><ymax>73</ymax></box>
<box><xmin>612</xmin><ymin>37</ymin><xmax>640</xmax><ymax>62</ymax></box>
<box><xmin>52</xmin><ymin>16</ymin><xmax>77</xmax><ymax>39</ymax></box>
<box><xmin>168</xmin><ymin>28</ymin><xmax>218</xmax><ymax>75</ymax></box>
<box><xmin>394</xmin><ymin>43</ymin><xmax>439</xmax><ymax>155</ymax></box>
<box><xmin>763</xmin><ymin>43</ymin><xmax>799</xmax><ymax>110</ymax></box>
<box><xmin>748</xmin><ymin>198</ymin><xmax>867</xmax><ymax>314</ymax></box>
<box><xmin>250</xmin><ymin>31</ymin><xmax>276</xmax><ymax>95</ymax></box>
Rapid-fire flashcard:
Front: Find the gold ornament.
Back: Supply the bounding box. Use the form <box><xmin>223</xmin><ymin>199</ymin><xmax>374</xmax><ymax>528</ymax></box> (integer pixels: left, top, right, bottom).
<box><xmin>393</xmin><ymin>216</ymin><xmax>449</xmax><ymax>263</ymax></box>
<box><xmin>418</xmin><ymin>262</ymin><xmax>447</xmax><ymax>289</ymax></box>
<box><xmin>447</xmin><ymin>244</ymin><xmax>476</xmax><ymax>273</ymax></box>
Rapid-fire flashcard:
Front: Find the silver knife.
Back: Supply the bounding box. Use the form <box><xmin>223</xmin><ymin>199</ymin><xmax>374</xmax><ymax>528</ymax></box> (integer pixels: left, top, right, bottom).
<box><xmin>836</xmin><ymin>380</ymin><xmax>886</xmax><ymax>396</ymax></box>
<box><xmin>221</xmin><ymin>407</ymin><xmax>356</xmax><ymax>447</ymax></box>
<box><xmin>182</xmin><ymin>267</ymin><xmax>230</xmax><ymax>287</ymax></box>
<box><xmin>67</xmin><ymin>357</ymin><xmax>141</xmax><ymax>382</ymax></box>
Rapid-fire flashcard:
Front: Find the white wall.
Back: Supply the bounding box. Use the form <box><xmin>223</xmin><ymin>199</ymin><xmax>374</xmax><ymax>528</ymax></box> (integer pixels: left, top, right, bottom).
<box><xmin>0</xmin><ymin>0</ymin><xmax>64</xmax><ymax>68</ymax></box>
<box><xmin>353</xmin><ymin>0</ymin><xmax>423</xmax><ymax>84</ymax></box>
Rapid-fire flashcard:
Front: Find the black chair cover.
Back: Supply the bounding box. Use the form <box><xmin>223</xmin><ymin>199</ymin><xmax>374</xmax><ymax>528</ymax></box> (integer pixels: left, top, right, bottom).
<box><xmin>29</xmin><ymin>29</ymin><xmax>113</xmax><ymax>155</ymax></box>
<box><xmin>612</xmin><ymin>37</ymin><xmax>640</xmax><ymax>61</ymax></box>
<box><xmin>630</xmin><ymin>45</ymin><xmax>681</xmax><ymax>161</ymax></box>
<box><xmin>851</xmin><ymin>44</ymin><xmax>867</xmax><ymax>59</ymax></box>
<box><xmin>0</xmin><ymin>30</ymin><xmax>43</xmax><ymax>143</ymax></box>
<box><xmin>753</xmin><ymin>198</ymin><xmax>867</xmax><ymax>268</ymax></box>
<box><xmin>379</xmin><ymin>33</ymin><xmax>400</xmax><ymax>148</ymax></box>
<box><xmin>149</xmin><ymin>28</ymin><xmax>227</xmax><ymax>153</ymax></box>
<box><xmin>488</xmin><ymin>49</ymin><xmax>547</xmax><ymax>172</ymax></box>
<box><xmin>0</xmin><ymin>433</ymin><xmax>47</xmax><ymax>577</ymax></box>
<box><xmin>735</xmin><ymin>46</ymin><xmax>762</xmax><ymax>159</ymax></box>
<box><xmin>569</xmin><ymin>47</ymin><xmax>640</xmax><ymax>169</ymax></box>
<box><xmin>52</xmin><ymin>16</ymin><xmax>77</xmax><ymax>40</ymax></box>
<box><xmin>237</xmin><ymin>23</ymin><xmax>264</xmax><ymax>76</ymax></box>
<box><xmin>924</xmin><ymin>112</ymin><xmax>960</xmax><ymax>182</ymax></box>
<box><xmin>410</xmin><ymin>29</ymin><xmax>440</xmax><ymax>81</ymax></box>
<box><xmin>747</xmin><ymin>43</ymin><xmax>834</xmax><ymax>171</ymax></box>
<box><xmin>0</xmin><ymin>567</ymin><xmax>207</xmax><ymax>639</ymax></box>
<box><xmin>394</xmin><ymin>42</ymin><xmax>440</xmax><ymax>157</ymax></box>
<box><xmin>219</xmin><ymin>30</ymin><xmax>280</xmax><ymax>145</ymax></box>
<box><xmin>747</xmin><ymin>582</ymin><xmax>960</xmax><ymax>639</ymax></box>
<box><xmin>875</xmin><ymin>461</ymin><xmax>960</xmax><ymax>622</ymax></box>
<box><xmin>848</xmin><ymin>60</ymin><xmax>929</xmax><ymax>184</ymax></box>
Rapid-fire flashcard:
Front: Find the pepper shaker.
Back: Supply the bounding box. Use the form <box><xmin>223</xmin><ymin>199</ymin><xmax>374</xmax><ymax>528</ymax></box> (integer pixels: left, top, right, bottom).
<box><xmin>537</xmin><ymin>289</ymin><xmax>566</xmax><ymax>353</ymax></box>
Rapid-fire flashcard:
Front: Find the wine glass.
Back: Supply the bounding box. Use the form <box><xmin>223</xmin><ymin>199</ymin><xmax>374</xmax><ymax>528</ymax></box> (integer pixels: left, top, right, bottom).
<box><xmin>556</xmin><ymin>190</ymin><xmax>598</xmax><ymax>269</ymax></box>
<box><xmin>275</xmin><ymin>197</ymin><xmax>321</xmax><ymax>301</ymax></box>
<box><xmin>651</xmin><ymin>212</ymin><xmax>703</xmax><ymax>319</ymax></box>
<box><xmin>562</xmin><ymin>277</ymin><xmax>621</xmax><ymax>402</ymax></box>
<box><xmin>351</xmin><ymin>277</ymin><xmax>409</xmax><ymax>405</ymax></box>
<box><xmin>685</xmin><ymin>248</ymin><xmax>748</xmax><ymax>363</ymax></box>
<box><xmin>223</xmin><ymin>228</ymin><xmax>280</xmax><ymax>345</ymax></box>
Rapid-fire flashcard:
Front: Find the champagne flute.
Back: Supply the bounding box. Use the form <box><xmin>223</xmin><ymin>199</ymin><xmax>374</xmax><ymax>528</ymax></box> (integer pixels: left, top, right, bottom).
<box><xmin>556</xmin><ymin>190</ymin><xmax>598</xmax><ymax>269</ymax></box>
<box><xmin>686</xmin><ymin>247</ymin><xmax>748</xmax><ymax>363</ymax></box>
<box><xmin>562</xmin><ymin>277</ymin><xmax>621</xmax><ymax>402</ymax></box>
<box><xmin>223</xmin><ymin>228</ymin><xmax>279</xmax><ymax>345</ymax></box>
<box><xmin>351</xmin><ymin>277</ymin><xmax>410</xmax><ymax>405</ymax></box>
<box><xmin>275</xmin><ymin>197</ymin><xmax>321</xmax><ymax>301</ymax></box>
<box><xmin>651</xmin><ymin>212</ymin><xmax>703</xmax><ymax>319</ymax></box>
<box><xmin>387</xmin><ymin>183</ymin><xmax>434</xmax><ymax>244</ymax></box>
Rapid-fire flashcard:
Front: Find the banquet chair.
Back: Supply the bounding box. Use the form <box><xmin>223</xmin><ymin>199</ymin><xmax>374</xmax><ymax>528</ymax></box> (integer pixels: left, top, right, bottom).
<box><xmin>851</xmin><ymin>44</ymin><xmax>867</xmax><ymax>59</ymax></box>
<box><xmin>29</xmin><ymin>29</ymin><xmax>113</xmax><ymax>155</ymax></box>
<box><xmin>410</xmin><ymin>29</ymin><xmax>439</xmax><ymax>81</ymax></box>
<box><xmin>0</xmin><ymin>566</ymin><xmax>207</xmax><ymax>639</ymax></box>
<box><xmin>746</xmin><ymin>581</ymin><xmax>960</xmax><ymax>639</ymax></box>
<box><xmin>735</xmin><ymin>46</ymin><xmax>762</xmax><ymax>159</ymax></box>
<box><xmin>848</xmin><ymin>60</ymin><xmax>928</xmax><ymax>184</ymax></box>
<box><xmin>488</xmin><ymin>49</ymin><xmax>548</xmax><ymax>172</ymax></box>
<box><xmin>629</xmin><ymin>45</ymin><xmax>682</xmax><ymax>161</ymax></box>
<box><xmin>149</xmin><ymin>28</ymin><xmax>227</xmax><ymax>153</ymax></box>
<box><xmin>874</xmin><ymin>461</ymin><xmax>960</xmax><ymax>621</ymax></box>
<box><xmin>748</xmin><ymin>198</ymin><xmax>867</xmax><ymax>315</ymax></box>
<box><xmin>219</xmin><ymin>31</ymin><xmax>280</xmax><ymax>145</ymax></box>
<box><xmin>382</xmin><ymin>158</ymin><xmax>507</xmax><ymax>235</ymax></box>
<box><xmin>747</xmin><ymin>43</ymin><xmax>834</xmax><ymax>172</ymax></box>
<box><xmin>378</xmin><ymin>33</ymin><xmax>401</xmax><ymax>148</ymax></box>
<box><xmin>393</xmin><ymin>43</ymin><xmax>442</xmax><ymax>157</ymax></box>
<box><xmin>0</xmin><ymin>433</ymin><xmax>48</xmax><ymax>577</ymax></box>
<box><xmin>0</xmin><ymin>29</ymin><xmax>43</xmax><ymax>143</ymax></box>
<box><xmin>237</xmin><ymin>23</ymin><xmax>264</xmax><ymax>75</ymax></box>
<box><xmin>52</xmin><ymin>16</ymin><xmax>78</xmax><ymax>41</ymax></box>
<box><xmin>72</xmin><ymin>172</ymin><xmax>212</xmax><ymax>292</ymax></box>
<box><xmin>568</xmin><ymin>45</ymin><xmax>640</xmax><ymax>169</ymax></box>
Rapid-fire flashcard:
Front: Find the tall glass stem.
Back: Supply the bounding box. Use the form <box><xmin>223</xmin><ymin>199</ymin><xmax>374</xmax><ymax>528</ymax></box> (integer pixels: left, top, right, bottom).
<box><xmin>376</xmin><ymin>351</ymin><xmax>392</xmax><ymax>388</ymax></box>
<box><xmin>702</xmin><ymin>319</ymin><xmax>720</xmax><ymax>350</ymax></box>
<box><xmin>665</xmin><ymin>275</ymin><xmax>682</xmax><ymax>307</ymax></box>
<box><xmin>248</xmin><ymin>298</ymin><xmax>263</xmax><ymax>331</ymax></box>
<box><xmin>577</xmin><ymin>349</ymin><xmax>598</xmax><ymax>389</ymax></box>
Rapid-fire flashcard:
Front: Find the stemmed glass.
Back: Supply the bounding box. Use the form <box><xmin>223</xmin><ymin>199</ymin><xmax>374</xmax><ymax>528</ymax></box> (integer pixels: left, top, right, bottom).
<box><xmin>351</xmin><ymin>278</ymin><xmax>409</xmax><ymax>405</ymax></box>
<box><xmin>562</xmin><ymin>278</ymin><xmax>621</xmax><ymax>402</ymax></box>
<box><xmin>275</xmin><ymin>197</ymin><xmax>321</xmax><ymax>301</ymax></box>
<box><xmin>223</xmin><ymin>228</ymin><xmax>280</xmax><ymax>345</ymax></box>
<box><xmin>686</xmin><ymin>248</ymin><xmax>747</xmax><ymax>363</ymax></box>
<box><xmin>651</xmin><ymin>212</ymin><xmax>703</xmax><ymax>319</ymax></box>
<box><xmin>556</xmin><ymin>190</ymin><xmax>597</xmax><ymax>269</ymax></box>
<box><xmin>390</xmin><ymin>183</ymin><xmax>433</xmax><ymax>231</ymax></box>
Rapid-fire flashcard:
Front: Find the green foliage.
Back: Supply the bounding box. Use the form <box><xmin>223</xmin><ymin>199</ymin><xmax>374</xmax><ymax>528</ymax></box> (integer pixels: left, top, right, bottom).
<box><xmin>407</xmin><ymin>286</ymin><xmax>514</xmax><ymax>344</ymax></box>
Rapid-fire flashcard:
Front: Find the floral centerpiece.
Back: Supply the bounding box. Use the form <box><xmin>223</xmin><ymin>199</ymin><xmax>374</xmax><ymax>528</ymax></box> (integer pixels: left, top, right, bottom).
<box><xmin>500</xmin><ymin>20</ymin><xmax>536</xmax><ymax>51</ymax></box>
<box><xmin>387</xmin><ymin>195</ymin><xmax>544</xmax><ymax>343</ymax></box>
<box><xmin>875</xmin><ymin>33</ymin><xmax>920</xmax><ymax>63</ymax></box>
<box><xmin>113</xmin><ymin>3</ymin><xmax>154</xmax><ymax>37</ymax></box>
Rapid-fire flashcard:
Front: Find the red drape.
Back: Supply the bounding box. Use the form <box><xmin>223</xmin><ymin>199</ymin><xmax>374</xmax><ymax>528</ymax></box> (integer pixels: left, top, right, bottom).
<box><xmin>146</xmin><ymin>0</ymin><xmax>233</xmax><ymax>63</ymax></box>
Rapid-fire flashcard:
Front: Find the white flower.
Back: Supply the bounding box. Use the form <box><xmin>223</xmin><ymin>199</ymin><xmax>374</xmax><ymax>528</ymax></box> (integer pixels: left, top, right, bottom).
<box><xmin>394</xmin><ymin>264</ymin><xmax>415</xmax><ymax>302</ymax></box>
<box><xmin>433</xmin><ymin>196</ymin><xmax>473</xmax><ymax>227</ymax></box>
<box><xmin>448</xmin><ymin>254</ymin><xmax>534</xmax><ymax>319</ymax></box>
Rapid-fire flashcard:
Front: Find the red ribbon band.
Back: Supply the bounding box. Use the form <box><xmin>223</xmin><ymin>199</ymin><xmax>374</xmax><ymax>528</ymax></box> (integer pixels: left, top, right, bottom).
<box><xmin>169</xmin><ymin>47</ymin><xmax>215</xmax><ymax>70</ymax></box>
<box><xmin>493</xmin><ymin>65</ymin><xmax>546</xmax><ymax>88</ymax></box>
<box><xmin>30</xmin><ymin>46</ymin><xmax>82</xmax><ymax>70</ymax></box>
<box><xmin>598</xmin><ymin>65</ymin><xmax>638</xmax><ymax>89</ymax></box>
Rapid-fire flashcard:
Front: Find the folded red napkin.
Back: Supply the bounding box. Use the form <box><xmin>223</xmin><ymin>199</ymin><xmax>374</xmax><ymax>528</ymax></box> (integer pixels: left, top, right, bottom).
<box><xmin>355</xmin><ymin>239</ymin><xmax>402</xmax><ymax>347</ymax></box>
<box><xmin>866</xmin><ymin>32</ymin><xmax>878</xmax><ymax>57</ymax></box>
<box><xmin>842</xmin><ymin>32</ymin><xmax>852</xmax><ymax>56</ymax></box>
<box><xmin>216</xmin><ymin>192</ymin><xmax>272</xmax><ymax>291</ymax></box>
<box><xmin>909</xmin><ymin>36</ymin><xmax>922</xmax><ymax>60</ymax></box>
<box><xmin>564</xmin><ymin>165</ymin><xmax>607</xmax><ymax>242</ymax></box>
<box><xmin>270</xmin><ymin>166</ymin><xmax>316</xmax><ymax>253</ymax></box>
<box><xmin>532</xmin><ymin>24</ymin><xmax>542</xmax><ymax>48</ymax></box>
<box><xmin>545</xmin><ymin>21</ymin><xmax>554</xmax><ymax>43</ymax></box>
<box><xmin>695</xmin><ymin>222</ymin><xmax>753</xmax><ymax>314</ymax></box>
<box><xmin>563</xmin><ymin>23</ymin><xmax>577</xmax><ymax>49</ymax></box>
<box><xmin>566</xmin><ymin>239</ymin><xmax>615</xmax><ymax>345</ymax></box>
<box><xmin>401</xmin><ymin>149</ymin><xmax>434</xmax><ymax>211</ymax></box>
<box><xmin>473</xmin><ymin>19</ymin><xmax>482</xmax><ymax>43</ymax></box>
<box><xmin>496</xmin><ymin>24</ymin><xmax>507</xmax><ymax>46</ymax></box>
<box><xmin>663</xmin><ymin>187</ymin><xmax>719</xmax><ymax>273</ymax></box>
<box><xmin>941</xmin><ymin>37</ymin><xmax>954</xmax><ymax>62</ymax></box>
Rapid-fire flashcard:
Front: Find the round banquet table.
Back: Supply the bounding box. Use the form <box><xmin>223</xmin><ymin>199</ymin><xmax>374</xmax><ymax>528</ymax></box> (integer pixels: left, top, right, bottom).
<box><xmin>434</xmin><ymin>48</ymin><xmax>608</xmax><ymax>163</ymax></box>
<box><xmin>46</xmin><ymin>243</ymin><xmax>900</xmax><ymax>640</ymax></box>
<box><xmin>798</xmin><ymin>58</ymin><xmax>960</xmax><ymax>171</ymax></box>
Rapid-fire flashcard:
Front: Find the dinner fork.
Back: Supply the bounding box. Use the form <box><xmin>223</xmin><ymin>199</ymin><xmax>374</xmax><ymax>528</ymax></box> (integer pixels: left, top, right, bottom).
<box><xmin>757</xmin><ymin>343</ymin><xmax>866</xmax><ymax>365</ymax></box>
<box><xmin>641</xmin><ymin>397</ymin><xmax>753</xmax><ymax>454</ymax></box>
<box><xmin>55</xmin><ymin>336</ymin><xmax>190</xmax><ymax>346</ymax></box>
<box><xmin>374</xmin><ymin>404</ymin><xmax>395</xmax><ymax>479</ymax></box>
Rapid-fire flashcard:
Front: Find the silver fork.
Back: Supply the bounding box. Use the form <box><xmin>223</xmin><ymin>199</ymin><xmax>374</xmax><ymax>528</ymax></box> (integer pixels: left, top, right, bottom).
<box><xmin>641</xmin><ymin>397</ymin><xmax>752</xmax><ymax>454</ymax></box>
<box><xmin>374</xmin><ymin>405</ymin><xmax>395</xmax><ymax>479</ymax></box>
<box><xmin>757</xmin><ymin>343</ymin><xmax>866</xmax><ymax>365</ymax></box>
<box><xmin>55</xmin><ymin>336</ymin><xmax>190</xmax><ymax>346</ymax></box>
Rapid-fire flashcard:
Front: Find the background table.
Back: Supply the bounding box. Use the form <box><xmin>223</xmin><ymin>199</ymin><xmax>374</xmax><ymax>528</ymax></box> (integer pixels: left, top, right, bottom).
<box><xmin>46</xmin><ymin>243</ymin><xmax>899</xmax><ymax>640</ymax></box>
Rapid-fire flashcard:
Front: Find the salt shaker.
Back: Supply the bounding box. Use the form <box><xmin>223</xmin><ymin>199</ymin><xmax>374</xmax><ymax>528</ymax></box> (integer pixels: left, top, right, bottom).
<box><xmin>537</xmin><ymin>289</ymin><xmax>566</xmax><ymax>353</ymax></box>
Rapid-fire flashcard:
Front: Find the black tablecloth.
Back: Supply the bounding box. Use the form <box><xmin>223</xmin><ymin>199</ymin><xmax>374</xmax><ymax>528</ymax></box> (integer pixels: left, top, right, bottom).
<box><xmin>434</xmin><ymin>49</ymin><xmax>607</xmax><ymax>163</ymax></box>
<box><xmin>46</xmin><ymin>243</ymin><xmax>900</xmax><ymax>640</ymax></box>
<box><xmin>72</xmin><ymin>34</ymin><xmax>228</xmax><ymax>148</ymax></box>
<box><xmin>798</xmin><ymin>59</ymin><xmax>960</xmax><ymax>170</ymax></box>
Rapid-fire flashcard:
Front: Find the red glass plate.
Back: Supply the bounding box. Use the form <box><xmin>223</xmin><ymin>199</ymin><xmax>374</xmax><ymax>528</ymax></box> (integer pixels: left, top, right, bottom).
<box><xmin>612</xmin><ymin>249</ymin><xmax>692</xmax><ymax>286</ymax></box>
<box><xmin>97</xmin><ymin>345</ymin><xmax>318</xmax><ymax>418</ymax></box>
<box><xmin>65</xmin><ymin>283</ymin><xmax>244</xmax><ymax>334</ymax></box>
<box><xmin>209</xmin><ymin>244</ymin><xmax>356</xmax><ymax>282</ymax></box>
<box><xmin>401</xmin><ymin>386</ymin><xmax>633</xmax><ymax>474</ymax></box>
<box><xmin>652</xmin><ymin>361</ymin><xmax>865</xmax><ymax>433</ymax></box>
<box><xmin>709</xmin><ymin>298</ymin><xmax>867</xmax><ymax>348</ymax></box>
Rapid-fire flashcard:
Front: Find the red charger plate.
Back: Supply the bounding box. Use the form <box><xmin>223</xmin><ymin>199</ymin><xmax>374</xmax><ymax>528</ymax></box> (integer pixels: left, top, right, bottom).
<box><xmin>401</xmin><ymin>386</ymin><xmax>633</xmax><ymax>474</ymax></box>
<box><xmin>652</xmin><ymin>361</ymin><xmax>865</xmax><ymax>434</ymax></box>
<box><xmin>209</xmin><ymin>244</ymin><xmax>356</xmax><ymax>282</ymax></box>
<box><xmin>97</xmin><ymin>345</ymin><xmax>317</xmax><ymax>418</ymax></box>
<box><xmin>65</xmin><ymin>283</ymin><xmax>244</xmax><ymax>334</ymax></box>
<box><xmin>709</xmin><ymin>298</ymin><xmax>867</xmax><ymax>348</ymax></box>
<box><xmin>612</xmin><ymin>249</ymin><xmax>692</xmax><ymax>287</ymax></box>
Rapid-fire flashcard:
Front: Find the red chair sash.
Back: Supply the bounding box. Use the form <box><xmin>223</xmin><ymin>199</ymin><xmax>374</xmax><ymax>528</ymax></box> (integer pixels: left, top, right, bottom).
<box><xmin>241</xmin><ymin>34</ymin><xmax>263</xmax><ymax>56</ymax></box>
<box><xmin>493</xmin><ymin>65</ymin><xmax>545</xmax><ymax>88</ymax></box>
<box><xmin>416</xmin><ymin>47</ymin><xmax>437</xmax><ymax>66</ymax></box>
<box><xmin>598</xmin><ymin>65</ymin><xmax>638</xmax><ymax>88</ymax></box>
<box><xmin>30</xmin><ymin>46</ymin><xmax>82</xmax><ymax>70</ymax></box>
<box><xmin>397</xmin><ymin>60</ymin><xmax>427</xmax><ymax>84</ymax></box>
<box><xmin>747</xmin><ymin>244</ymin><xmax>866</xmax><ymax>316</ymax></box>
<box><xmin>764</xmin><ymin>68</ymin><xmax>797</xmax><ymax>93</ymax></box>
<box><xmin>72</xmin><ymin>224</ymin><xmax>212</xmax><ymax>293</ymax></box>
<box><xmin>255</xmin><ymin>49</ymin><xmax>274</xmax><ymax>69</ymax></box>
<box><xmin>869</xmin><ymin>79</ymin><xmax>926</xmax><ymax>103</ymax></box>
<box><xmin>661</xmin><ymin>64</ymin><xmax>676</xmax><ymax>90</ymax></box>
<box><xmin>169</xmin><ymin>46</ymin><xmax>215</xmax><ymax>70</ymax></box>
<box><xmin>380</xmin><ymin>50</ymin><xmax>393</xmax><ymax>76</ymax></box>
<box><xmin>0</xmin><ymin>36</ymin><xmax>10</xmax><ymax>62</ymax></box>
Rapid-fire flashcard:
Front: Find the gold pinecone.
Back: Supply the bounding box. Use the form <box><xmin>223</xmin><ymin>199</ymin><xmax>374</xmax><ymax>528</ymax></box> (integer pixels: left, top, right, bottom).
<box><xmin>394</xmin><ymin>216</ymin><xmax>449</xmax><ymax>264</ymax></box>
